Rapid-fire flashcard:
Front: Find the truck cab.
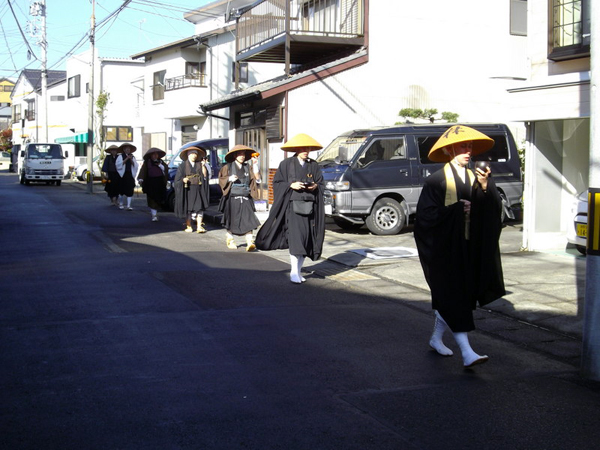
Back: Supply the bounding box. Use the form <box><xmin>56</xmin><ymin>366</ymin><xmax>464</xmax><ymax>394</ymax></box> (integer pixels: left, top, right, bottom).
<box><xmin>19</xmin><ymin>143</ymin><xmax>68</xmax><ymax>186</ymax></box>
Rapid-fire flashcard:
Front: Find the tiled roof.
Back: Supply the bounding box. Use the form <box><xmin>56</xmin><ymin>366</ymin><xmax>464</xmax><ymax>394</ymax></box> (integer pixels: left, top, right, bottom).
<box><xmin>22</xmin><ymin>69</ymin><xmax>66</xmax><ymax>90</ymax></box>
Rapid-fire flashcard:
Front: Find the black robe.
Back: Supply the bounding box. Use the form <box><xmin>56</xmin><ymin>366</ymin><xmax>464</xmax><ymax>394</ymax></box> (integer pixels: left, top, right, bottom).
<box><xmin>102</xmin><ymin>154</ymin><xmax>121</xmax><ymax>199</ymax></box>
<box><xmin>174</xmin><ymin>160</ymin><xmax>210</xmax><ymax>219</ymax></box>
<box><xmin>414</xmin><ymin>163</ymin><xmax>506</xmax><ymax>332</ymax></box>
<box><xmin>255</xmin><ymin>156</ymin><xmax>325</xmax><ymax>260</ymax></box>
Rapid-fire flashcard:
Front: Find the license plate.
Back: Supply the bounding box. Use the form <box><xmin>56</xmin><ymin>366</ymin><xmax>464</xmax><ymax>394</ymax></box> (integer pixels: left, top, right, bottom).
<box><xmin>576</xmin><ymin>223</ymin><xmax>587</xmax><ymax>238</ymax></box>
<box><xmin>324</xmin><ymin>204</ymin><xmax>332</xmax><ymax>215</ymax></box>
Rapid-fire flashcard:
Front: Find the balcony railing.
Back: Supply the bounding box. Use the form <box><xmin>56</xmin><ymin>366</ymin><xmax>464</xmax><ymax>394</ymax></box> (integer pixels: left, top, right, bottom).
<box><xmin>164</xmin><ymin>74</ymin><xmax>207</xmax><ymax>92</ymax></box>
<box><xmin>236</xmin><ymin>0</ymin><xmax>364</xmax><ymax>64</ymax></box>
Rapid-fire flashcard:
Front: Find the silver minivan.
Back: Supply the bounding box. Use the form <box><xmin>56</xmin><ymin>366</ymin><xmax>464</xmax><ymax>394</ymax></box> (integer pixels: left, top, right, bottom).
<box><xmin>317</xmin><ymin>123</ymin><xmax>523</xmax><ymax>235</ymax></box>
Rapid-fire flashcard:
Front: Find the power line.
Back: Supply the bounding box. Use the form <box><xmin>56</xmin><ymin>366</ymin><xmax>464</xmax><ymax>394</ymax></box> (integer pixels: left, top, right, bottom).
<box><xmin>6</xmin><ymin>0</ymin><xmax>38</xmax><ymax>61</ymax></box>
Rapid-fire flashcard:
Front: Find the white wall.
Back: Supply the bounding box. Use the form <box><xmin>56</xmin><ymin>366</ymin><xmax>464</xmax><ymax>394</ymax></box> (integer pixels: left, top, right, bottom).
<box><xmin>286</xmin><ymin>0</ymin><xmax>528</xmax><ymax>149</ymax></box>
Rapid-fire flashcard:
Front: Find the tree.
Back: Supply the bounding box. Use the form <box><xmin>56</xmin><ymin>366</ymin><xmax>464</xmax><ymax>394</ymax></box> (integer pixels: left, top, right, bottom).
<box><xmin>0</xmin><ymin>128</ymin><xmax>13</xmax><ymax>152</ymax></box>
<box><xmin>95</xmin><ymin>91</ymin><xmax>110</xmax><ymax>162</ymax></box>
<box><xmin>396</xmin><ymin>108</ymin><xmax>459</xmax><ymax>124</ymax></box>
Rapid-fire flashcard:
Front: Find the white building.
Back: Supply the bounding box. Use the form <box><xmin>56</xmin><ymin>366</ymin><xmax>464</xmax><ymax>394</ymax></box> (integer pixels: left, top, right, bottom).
<box><xmin>200</xmin><ymin>0</ymin><xmax>529</xmax><ymax>203</ymax></box>
<box><xmin>509</xmin><ymin>0</ymin><xmax>590</xmax><ymax>251</ymax></box>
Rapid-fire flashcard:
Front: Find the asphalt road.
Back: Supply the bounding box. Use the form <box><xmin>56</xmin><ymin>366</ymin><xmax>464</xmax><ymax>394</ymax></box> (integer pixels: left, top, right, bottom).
<box><xmin>1</xmin><ymin>173</ymin><xmax>599</xmax><ymax>449</ymax></box>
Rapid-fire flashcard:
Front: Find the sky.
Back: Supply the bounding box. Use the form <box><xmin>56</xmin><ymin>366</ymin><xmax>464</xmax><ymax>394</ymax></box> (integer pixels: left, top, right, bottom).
<box><xmin>0</xmin><ymin>0</ymin><xmax>216</xmax><ymax>81</ymax></box>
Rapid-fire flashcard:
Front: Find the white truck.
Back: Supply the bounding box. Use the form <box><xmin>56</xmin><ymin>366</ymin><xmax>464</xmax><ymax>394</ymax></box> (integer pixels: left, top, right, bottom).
<box><xmin>19</xmin><ymin>143</ymin><xmax>68</xmax><ymax>186</ymax></box>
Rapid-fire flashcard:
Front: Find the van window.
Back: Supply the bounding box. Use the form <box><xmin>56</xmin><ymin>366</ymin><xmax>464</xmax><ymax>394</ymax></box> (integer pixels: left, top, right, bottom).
<box><xmin>317</xmin><ymin>135</ymin><xmax>368</xmax><ymax>163</ymax></box>
<box><xmin>417</xmin><ymin>134</ymin><xmax>509</xmax><ymax>164</ymax></box>
<box><xmin>357</xmin><ymin>137</ymin><xmax>406</xmax><ymax>166</ymax></box>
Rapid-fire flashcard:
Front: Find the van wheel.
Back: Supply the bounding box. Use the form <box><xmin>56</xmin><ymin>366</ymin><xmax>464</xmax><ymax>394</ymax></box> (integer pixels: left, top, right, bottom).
<box><xmin>333</xmin><ymin>217</ymin><xmax>363</xmax><ymax>231</ymax></box>
<box><xmin>366</xmin><ymin>198</ymin><xmax>406</xmax><ymax>235</ymax></box>
<box><xmin>19</xmin><ymin>173</ymin><xmax>24</xmax><ymax>184</ymax></box>
<box><xmin>56</xmin><ymin>180</ymin><xmax>61</xmax><ymax>186</ymax></box>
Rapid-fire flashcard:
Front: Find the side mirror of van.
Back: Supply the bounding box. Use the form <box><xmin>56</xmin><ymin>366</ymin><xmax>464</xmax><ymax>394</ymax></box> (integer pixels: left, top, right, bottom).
<box><xmin>64</xmin><ymin>151</ymin><xmax>68</xmax><ymax>158</ymax></box>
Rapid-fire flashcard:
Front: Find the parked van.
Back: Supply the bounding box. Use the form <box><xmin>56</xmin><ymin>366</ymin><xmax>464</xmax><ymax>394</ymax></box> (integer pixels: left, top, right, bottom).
<box><xmin>164</xmin><ymin>138</ymin><xmax>229</xmax><ymax>210</ymax></box>
<box><xmin>317</xmin><ymin>123</ymin><xmax>523</xmax><ymax>235</ymax></box>
<box><xmin>19</xmin><ymin>143</ymin><xmax>68</xmax><ymax>186</ymax></box>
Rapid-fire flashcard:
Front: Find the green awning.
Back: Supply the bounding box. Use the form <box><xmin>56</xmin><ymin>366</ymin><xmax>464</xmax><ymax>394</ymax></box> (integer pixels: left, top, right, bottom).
<box><xmin>55</xmin><ymin>132</ymin><xmax>93</xmax><ymax>144</ymax></box>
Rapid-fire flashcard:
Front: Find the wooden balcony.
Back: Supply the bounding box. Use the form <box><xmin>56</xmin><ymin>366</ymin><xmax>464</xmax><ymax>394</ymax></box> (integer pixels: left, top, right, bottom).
<box><xmin>235</xmin><ymin>0</ymin><xmax>365</xmax><ymax>66</ymax></box>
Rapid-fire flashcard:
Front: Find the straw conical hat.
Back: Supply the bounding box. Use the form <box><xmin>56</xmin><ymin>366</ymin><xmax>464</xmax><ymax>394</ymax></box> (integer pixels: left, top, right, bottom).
<box><xmin>224</xmin><ymin>144</ymin><xmax>254</xmax><ymax>163</ymax></box>
<box><xmin>118</xmin><ymin>143</ymin><xmax>137</xmax><ymax>153</ymax></box>
<box><xmin>143</xmin><ymin>147</ymin><xmax>166</xmax><ymax>160</ymax></box>
<box><xmin>180</xmin><ymin>146</ymin><xmax>206</xmax><ymax>161</ymax></box>
<box><xmin>428</xmin><ymin>125</ymin><xmax>494</xmax><ymax>163</ymax></box>
<box><xmin>281</xmin><ymin>133</ymin><xmax>322</xmax><ymax>152</ymax></box>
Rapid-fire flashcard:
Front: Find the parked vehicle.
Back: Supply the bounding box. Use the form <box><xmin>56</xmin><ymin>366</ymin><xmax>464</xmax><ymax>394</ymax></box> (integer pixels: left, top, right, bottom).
<box><xmin>75</xmin><ymin>155</ymin><xmax>102</xmax><ymax>181</ymax></box>
<box><xmin>19</xmin><ymin>143</ymin><xmax>68</xmax><ymax>186</ymax></box>
<box><xmin>317</xmin><ymin>123</ymin><xmax>523</xmax><ymax>235</ymax></box>
<box><xmin>566</xmin><ymin>189</ymin><xmax>588</xmax><ymax>255</ymax></box>
<box><xmin>164</xmin><ymin>138</ymin><xmax>229</xmax><ymax>210</ymax></box>
<box><xmin>0</xmin><ymin>151</ymin><xmax>10</xmax><ymax>171</ymax></box>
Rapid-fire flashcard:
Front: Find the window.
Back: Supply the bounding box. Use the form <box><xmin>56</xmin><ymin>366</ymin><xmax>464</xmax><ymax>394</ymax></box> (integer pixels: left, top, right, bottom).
<box><xmin>510</xmin><ymin>0</ymin><xmax>527</xmax><ymax>36</ymax></box>
<box><xmin>103</xmin><ymin>126</ymin><xmax>133</xmax><ymax>142</ymax></box>
<box><xmin>232</xmin><ymin>62</ymin><xmax>248</xmax><ymax>83</ymax></box>
<box><xmin>25</xmin><ymin>99</ymin><xmax>35</xmax><ymax>121</ymax></box>
<box><xmin>153</xmin><ymin>70</ymin><xmax>166</xmax><ymax>101</ymax></box>
<box><xmin>12</xmin><ymin>104</ymin><xmax>21</xmax><ymax>123</ymax></box>
<box><xmin>68</xmin><ymin>74</ymin><xmax>81</xmax><ymax>98</ymax></box>
<box><xmin>549</xmin><ymin>0</ymin><xmax>590</xmax><ymax>60</ymax></box>
<box><xmin>2</xmin><ymin>85</ymin><xmax>14</xmax><ymax>92</ymax></box>
<box><xmin>50</xmin><ymin>95</ymin><xmax>65</xmax><ymax>101</ymax></box>
<box><xmin>358</xmin><ymin>138</ymin><xmax>406</xmax><ymax>166</ymax></box>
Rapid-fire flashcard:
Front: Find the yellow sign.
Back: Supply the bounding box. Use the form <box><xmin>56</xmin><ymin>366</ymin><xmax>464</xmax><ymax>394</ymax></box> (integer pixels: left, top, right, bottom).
<box><xmin>589</xmin><ymin>189</ymin><xmax>600</xmax><ymax>256</ymax></box>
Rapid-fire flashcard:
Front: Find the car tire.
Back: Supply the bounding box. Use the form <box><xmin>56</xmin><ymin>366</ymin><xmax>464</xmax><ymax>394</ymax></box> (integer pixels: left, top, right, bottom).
<box><xmin>333</xmin><ymin>217</ymin><xmax>363</xmax><ymax>231</ymax></box>
<box><xmin>19</xmin><ymin>172</ymin><xmax>24</xmax><ymax>185</ymax></box>
<box><xmin>82</xmin><ymin>170</ymin><xmax>91</xmax><ymax>183</ymax></box>
<box><xmin>576</xmin><ymin>245</ymin><xmax>587</xmax><ymax>255</ymax></box>
<box><xmin>365</xmin><ymin>198</ymin><xmax>406</xmax><ymax>235</ymax></box>
<box><xmin>56</xmin><ymin>180</ymin><xmax>61</xmax><ymax>186</ymax></box>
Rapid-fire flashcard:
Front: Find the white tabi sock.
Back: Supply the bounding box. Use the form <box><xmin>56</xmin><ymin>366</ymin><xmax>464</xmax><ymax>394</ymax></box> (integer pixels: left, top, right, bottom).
<box><xmin>452</xmin><ymin>332</ymin><xmax>489</xmax><ymax>367</ymax></box>
<box><xmin>290</xmin><ymin>254</ymin><xmax>302</xmax><ymax>284</ymax></box>
<box><xmin>429</xmin><ymin>311</ymin><xmax>453</xmax><ymax>356</ymax></box>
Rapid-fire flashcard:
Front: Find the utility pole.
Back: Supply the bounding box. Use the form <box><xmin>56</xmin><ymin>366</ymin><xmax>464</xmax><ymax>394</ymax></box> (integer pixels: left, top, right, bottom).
<box><xmin>582</xmin><ymin>0</ymin><xmax>600</xmax><ymax>380</ymax></box>
<box><xmin>87</xmin><ymin>0</ymin><xmax>95</xmax><ymax>194</ymax></box>
<box><xmin>29</xmin><ymin>0</ymin><xmax>47</xmax><ymax>142</ymax></box>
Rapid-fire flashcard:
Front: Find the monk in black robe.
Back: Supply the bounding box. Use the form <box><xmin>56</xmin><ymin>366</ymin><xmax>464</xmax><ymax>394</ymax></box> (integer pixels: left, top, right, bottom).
<box><xmin>414</xmin><ymin>125</ymin><xmax>505</xmax><ymax>367</ymax></box>
<box><xmin>101</xmin><ymin>145</ymin><xmax>121</xmax><ymax>206</ymax></box>
<box><xmin>256</xmin><ymin>133</ymin><xmax>325</xmax><ymax>284</ymax></box>
<box><xmin>218</xmin><ymin>145</ymin><xmax>261</xmax><ymax>251</ymax></box>
<box><xmin>174</xmin><ymin>146</ymin><xmax>210</xmax><ymax>233</ymax></box>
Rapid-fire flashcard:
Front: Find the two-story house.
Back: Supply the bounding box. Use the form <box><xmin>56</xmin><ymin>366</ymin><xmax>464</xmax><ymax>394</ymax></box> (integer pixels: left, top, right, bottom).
<box><xmin>199</xmin><ymin>0</ymin><xmax>528</xmax><ymax>203</ymax></box>
<box><xmin>11</xmin><ymin>69</ymin><xmax>67</xmax><ymax>146</ymax></box>
<box><xmin>53</xmin><ymin>50</ymin><xmax>144</xmax><ymax>167</ymax></box>
<box><xmin>129</xmin><ymin>0</ymin><xmax>281</xmax><ymax>159</ymax></box>
<box><xmin>509</xmin><ymin>0</ymin><xmax>590</xmax><ymax>251</ymax></box>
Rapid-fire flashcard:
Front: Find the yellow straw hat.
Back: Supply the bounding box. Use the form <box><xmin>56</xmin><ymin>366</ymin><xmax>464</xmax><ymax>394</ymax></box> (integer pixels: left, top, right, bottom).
<box><xmin>281</xmin><ymin>133</ymin><xmax>323</xmax><ymax>152</ymax></box>
<box><xmin>224</xmin><ymin>144</ymin><xmax>254</xmax><ymax>163</ymax></box>
<box><xmin>428</xmin><ymin>125</ymin><xmax>494</xmax><ymax>163</ymax></box>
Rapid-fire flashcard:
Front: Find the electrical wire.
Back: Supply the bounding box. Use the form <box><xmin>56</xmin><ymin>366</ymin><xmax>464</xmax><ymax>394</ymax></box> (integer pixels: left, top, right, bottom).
<box><xmin>6</xmin><ymin>0</ymin><xmax>38</xmax><ymax>61</ymax></box>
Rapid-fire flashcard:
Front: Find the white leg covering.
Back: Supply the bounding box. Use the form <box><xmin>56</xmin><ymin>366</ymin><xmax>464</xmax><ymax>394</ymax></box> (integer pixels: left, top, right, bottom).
<box><xmin>297</xmin><ymin>256</ymin><xmax>306</xmax><ymax>282</ymax></box>
<box><xmin>453</xmin><ymin>332</ymin><xmax>488</xmax><ymax>367</ymax></box>
<box><xmin>126</xmin><ymin>196</ymin><xmax>132</xmax><ymax>207</ymax></box>
<box><xmin>290</xmin><ymin>254</ymin><xmax>302</xmax><ymax>284</ymax></box>
<box><xmin>150</xmin><ymin>208</ymin><xmax>157</xmax><ymax>217</ymax></box>
<box><xmin>429</xmin><ymin>311</ymin><xmax>453</xmax><ymax>356</ymax></box>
